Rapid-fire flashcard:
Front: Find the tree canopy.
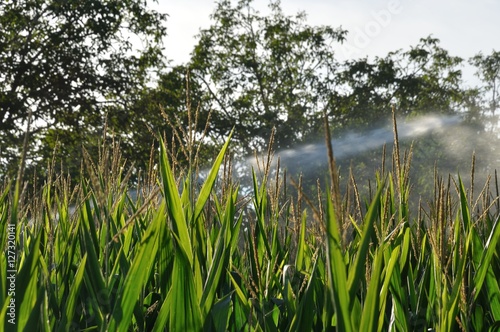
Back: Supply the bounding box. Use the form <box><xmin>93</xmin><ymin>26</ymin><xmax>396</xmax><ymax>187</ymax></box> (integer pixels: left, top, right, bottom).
<box><xmin>1</xmin><ymin>0</ymin><xmax>499</xmax><ymax>185</ymax></box>
<box><xmin>0</xmin><ymin>0</ymin><xmax>167</xmax><ymax>180</ymax></box>
<box><xmin>470</xmin><ymin>51</ymin><xmax>500</xmax><ymax>112</ymax></box>
<box><xmin>331</xmin><ymin>36</ymin><xmax>467</xmax><ymax>127</ymax></box>
<box><xmin>189</xmin><ymin>0</ymin><xmax>347</xmax><ymax>153</ymax></box>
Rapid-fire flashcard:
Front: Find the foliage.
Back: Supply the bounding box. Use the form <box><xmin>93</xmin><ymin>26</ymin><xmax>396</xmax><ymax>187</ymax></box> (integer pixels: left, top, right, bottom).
<box><xmin>470</xmin><ymin>50</ymin><xmax>500</xmax><ymax>114</ymax></box>
<box><xmin>333</xmin><ymin>36</ymin><xmax>467</xmax><ymax>127</ymax></box>
<box><xmin>469</xmin><ymin>50</ymin><xmax>500</xmax><ymax>134</ymax></box>
<box><xmin>2</xmin><ymin>115</ymin><xmax>500</xmax><ymax>331</ymax></box>
<box><xmin>166</xmin><ymin>0</ymin><xmax>482</xmax><ymax>160</ymax></box>
<box><xmin>0</xmin><ymin>1</ymin><xmax>497</xmax><ymax>272</ymax></box>
<box><xmin>107</xmin><ymin>65</ymin><xmax>216</xmax><ymax>174</ymax></box>
<box><xmin>0</xmin><ymin>0</ymin><xmax>167</xmax><ymax>181</ymax></box>
<box><xmin>189</xmin><ymin>0</ymin><xmax>347</xmax><ymax>153</ymax></box>
<box><xmin>2</xmin><ymin>0</ymin><xmax>499</xmax><ymax>190</ymax></box>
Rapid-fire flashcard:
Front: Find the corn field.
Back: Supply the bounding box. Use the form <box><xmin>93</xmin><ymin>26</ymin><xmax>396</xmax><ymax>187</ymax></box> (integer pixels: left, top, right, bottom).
<box><xmin>1</xmin><ymin>118</ymin><xmax>500</xmax><ymax>331</ymax></box>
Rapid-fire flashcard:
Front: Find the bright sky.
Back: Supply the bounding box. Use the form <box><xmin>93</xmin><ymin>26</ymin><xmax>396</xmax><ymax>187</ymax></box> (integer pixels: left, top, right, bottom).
<box><xmin>154</xmin><ymin>0</ymin><xmax>500</xmax><ymax>86</ymax></box>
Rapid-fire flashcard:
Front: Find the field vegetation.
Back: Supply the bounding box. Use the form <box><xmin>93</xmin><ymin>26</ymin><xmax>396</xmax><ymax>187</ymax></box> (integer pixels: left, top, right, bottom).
<box><xmin>1</xmin><ymin>108</ymin><xmax>500</xmax><ymax>331</ymax></box>
<box><xmin>2</xmin><ymin>1</ymin><xmax>500</xmax><ymax>331</ymax></box>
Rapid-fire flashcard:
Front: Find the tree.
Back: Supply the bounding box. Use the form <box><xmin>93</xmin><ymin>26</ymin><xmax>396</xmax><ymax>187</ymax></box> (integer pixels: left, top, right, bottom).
<box><xmin>469</xmin><ymin>50</ymin><xmax>500</xmax><ymax>133</ymax></box>
<box><xmin>0</xmin><ymin>0</ymin><xmax>167</xmax><ymax>180</ymax></box>
<box><xmin>395</xmin><ymin>37</ymin><xmax>465</xmax><ymax>113</ymax></box>
<box><xmin>189</xmin><ymin>0</ymin><xmax>347</xmax><ymax>154</ymax></box>
<box><xmin>331</xmin><ymin>36</ymin><xmax>467</xmax><ymax>131</ymax></box>
<box><xmin>187</xmin><ymin>0</ymin><xmax>472</xmax><ymax>159</ymax></box>
<box><xmin>470</xmin><ymin>50</ymin><xmax>500</xmax><ymax>114</ymax></box>
<box><xmin>112</xmin><ymin>65</ymin><xmax>216</xmax><ymax>175</ymax></box>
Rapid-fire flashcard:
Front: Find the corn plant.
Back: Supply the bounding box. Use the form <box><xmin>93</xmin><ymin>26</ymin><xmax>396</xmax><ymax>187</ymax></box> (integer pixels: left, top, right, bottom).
<box><xmin>1</xmin><ymin>111</ymin><xmax>500</xmax><ymax>331</ymax></box>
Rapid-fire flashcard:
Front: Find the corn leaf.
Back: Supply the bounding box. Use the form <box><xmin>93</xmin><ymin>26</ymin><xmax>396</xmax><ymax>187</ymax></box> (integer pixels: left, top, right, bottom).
<box><xmin>325</xmin><ymin>188</ymin><xmax>352</xmax><ymax>332</ymax></box>
<box><xmin>159</xmin><ymin>138</ymin><xmax>193</xmax><ymax>265</ymax></box>
<box><xmin>107</xmin><ymin>202</ymin><xmax>163</xmax><ymax>331</ymax></box>
<box><xmin>58</xmin><ymin>253</ymin><xmax>87</xmax><ymax>332</ymax></box>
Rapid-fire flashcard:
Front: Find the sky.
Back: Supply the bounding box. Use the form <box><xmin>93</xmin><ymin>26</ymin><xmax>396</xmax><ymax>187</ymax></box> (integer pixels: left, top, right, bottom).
<box><xmin>153</xmin><ymin>0</ymin><xmax>500</xmax><ymax>86</ymax></box>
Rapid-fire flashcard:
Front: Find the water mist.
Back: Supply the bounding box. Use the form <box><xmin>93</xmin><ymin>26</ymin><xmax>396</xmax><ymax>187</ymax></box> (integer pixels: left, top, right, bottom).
<box><xmin>242</xmin><ymin>113</ymin><xmax>499</xmax><ymax>204</ymax></box>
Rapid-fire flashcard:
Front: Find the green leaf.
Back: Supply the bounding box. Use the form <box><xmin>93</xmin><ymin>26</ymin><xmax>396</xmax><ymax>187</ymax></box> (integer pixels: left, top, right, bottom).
<box><xmin>359</xmin><ymin>247</ymin><xmax>383</xmax><ymax>331</ymax></box>
<box><xmin>169</xmin><ymin>248</ymin><xmax>203</xmax><ymax>332</ymax></box>
<box><xmin>295</xmin><ymin>210</ymin><xmax>307</xmax><ymax>272</ymax></box>
<box><xmin>325</xmin><ymin>188</ymin><xmax>352</xmax><ymax>332</ymax></box>
<box><xmin>159</xmin><ymin>138</ymin><xmax>193</xmax><ymax>265</ymax></box>
<box><xmin>472</xmin><ymin>214</ymin><xmax>500</xmax><ymax>303</ymax></box>
<box><xmin>192</xmin><ymin>129</ymin><xmax>233</xmax><ymax>224</ymax></box>
<box><xmin>200</xmin><ymin>186</ymin><xmax>239</xmax><ymax>317</ymax></box>
<box><xmin>16</xmin><ymin>230</ymin><xmax>42</xmax><ymax>330</ymax></box>
<box><xmin>58</xmin><ymin>254</ymin><xmax>87</xmax><ymax>331</ymax></box>
<box><xmin>347</xmin><ymin>180</ymin><xmax>385</xmax><ymax>301</ymax></box>
<box><xmin>210</xmin><ymin>293</ymin><xmax>233</xmax><ymax>331</ymax></box>
<box><xmin>108</xmin><ymin>202</ymin><xmax>163</xmax><ymax>331</ymax></box>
